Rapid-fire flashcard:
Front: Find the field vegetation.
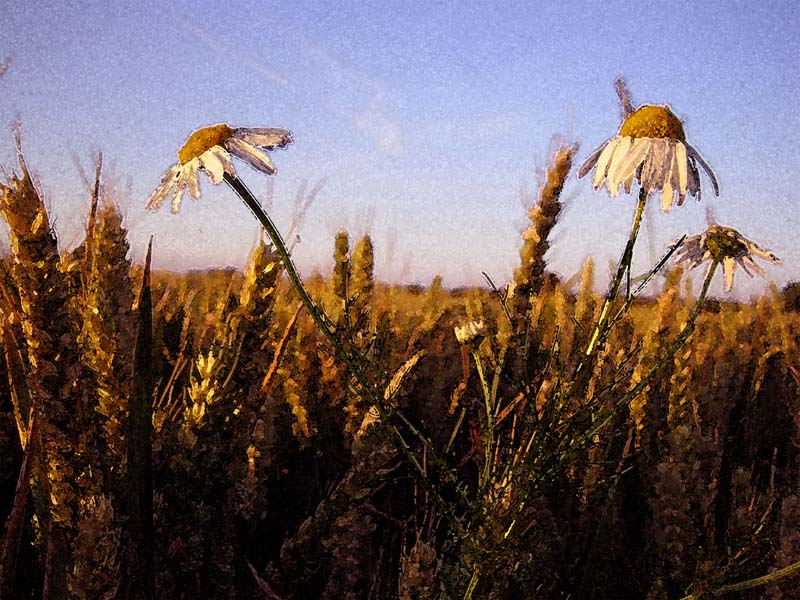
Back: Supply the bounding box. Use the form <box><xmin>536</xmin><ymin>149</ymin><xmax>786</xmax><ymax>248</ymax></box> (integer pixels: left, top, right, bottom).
<box><xmin>1</xmin><ymin>83</ymin><xmax>800</xmax><ymax>599</ymax></box>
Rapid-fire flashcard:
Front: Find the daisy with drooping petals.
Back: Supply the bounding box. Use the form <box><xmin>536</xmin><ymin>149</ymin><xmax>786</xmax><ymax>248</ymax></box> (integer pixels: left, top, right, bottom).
<box><xmin>674</xmin><ymin>225</ymin><xmax>781</xmax><ymax>292</ymax></box>
<box><xmin>146</xmin><ymin>124</ymin><xmax>292</xmax><ymax>213</ymax></box>
<box><xmin>578</xmin><ymin>104</ymin><xmax>719</xmax><ymax>212</ymax></box>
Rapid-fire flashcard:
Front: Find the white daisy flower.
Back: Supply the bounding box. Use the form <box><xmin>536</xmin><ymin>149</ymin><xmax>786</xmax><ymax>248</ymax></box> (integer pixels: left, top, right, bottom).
<box><xmin>674</xmin><ymin>225</ymin><xmax>781</xmax><ymax>292</ymax></box>
<box><xmin>145</xmin><ymin>124</ymin><xmax>292</xmax><ymax>213</ymax></box>
<box><xmin>454</xmin><ymin>320</ymin><xmax>486</xmax><ymax>346</ymax></box>
<box><xmin>578</xmin><ymin>105</ymin><xmax>719</xmax><ymax>212</ymax></box>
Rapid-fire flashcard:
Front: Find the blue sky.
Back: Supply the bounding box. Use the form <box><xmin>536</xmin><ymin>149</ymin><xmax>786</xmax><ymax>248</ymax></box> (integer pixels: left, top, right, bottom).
<box><xmin>3</xmin><ymin>1</ymin><xmax>798</xmax><ymax>298</ymax></box>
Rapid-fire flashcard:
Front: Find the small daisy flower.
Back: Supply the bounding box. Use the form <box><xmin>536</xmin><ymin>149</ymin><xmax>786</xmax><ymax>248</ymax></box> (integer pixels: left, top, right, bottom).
<box><xmin>578</xmin><ymin>104</ymin><xmax>719</xmax><ymax>212</ymax></box>
<box><xmin>454</xmin><ymin>320</ymin><xmax>486</xmax><ymax>346</ymax></box>
<box><xmin>674</xmin><ymin>225</ymin><xmax>781</xmax><ymax>292</ymax></box>
<box><xmin>146</xmin><ymin>124</ymin><xmax>292</xmax><ymax>213</ymax></box>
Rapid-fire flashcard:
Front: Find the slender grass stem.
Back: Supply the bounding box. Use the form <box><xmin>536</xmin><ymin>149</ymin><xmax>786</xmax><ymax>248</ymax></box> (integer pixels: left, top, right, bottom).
<box><xmin>680</xmin><ymin>557</ymin><xmax>800</xmax><ymax>599</ymax></box>
<box><xmin>463</xmin><ymin>568</ymin><xmax>480</xmax><ymax>600</ymax></box>
<box><xmin>606</xmin><ymin>234</ymin><xmax>686</xmax><ymax>330</ymax></box>
<box><xmin>584</xmin><ymin>186</ymin><xmax>648</xmax><ymax>359</ymax></box>
<box><xmin>472</xmin><ymin>350</ymin><xmax>494</xmax><ymax>487</ymax></box>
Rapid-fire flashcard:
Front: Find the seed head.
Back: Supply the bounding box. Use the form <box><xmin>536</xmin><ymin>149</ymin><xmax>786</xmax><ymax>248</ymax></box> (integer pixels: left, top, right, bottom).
<box><xmin>619</xmin><ymin>105</ymin><xmax>686</xmax><ymax>141</ymax></box>
<box><xmin>177</xmin><ymin>124</ymin><xmax>234</xmax><ymax>164</ymax></box>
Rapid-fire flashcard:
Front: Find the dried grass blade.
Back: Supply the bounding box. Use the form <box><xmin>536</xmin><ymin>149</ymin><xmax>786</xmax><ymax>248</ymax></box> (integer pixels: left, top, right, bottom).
<box><xmin>0</xmin><ymin>408</ymin><xmax>36</xmax><ymax>599</ymax></box>
<box><xmin>1</xmin><ymin>315</ymin><xmax>31</xmax><ymax>448</ymax></box>
<box><xmin>384</xmin><ymin>350</ymin><xmax>425</xmax><ymax>403</ymax></box>
<box><xmin>258</xmin><ymin>302</ymin><xmax>303</xmax><ymax>404</ymax></box>
<box><xmin>121</xmin><ymin>237</ymin><xmax>155</xmax><ymax>600</ymax></box>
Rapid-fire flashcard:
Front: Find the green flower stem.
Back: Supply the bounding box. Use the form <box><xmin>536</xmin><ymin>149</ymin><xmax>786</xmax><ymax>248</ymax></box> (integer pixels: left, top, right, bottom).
<box><xmin>472</xmin><ymin>350</ymin><xmax>494</xmax><ymax>487</ymax></box>
<box><xmin>226</xmin><ymin>173</ymin><xmax>389</xmax><ymax>415</ymax></box>
<box><xmin>223</xmin><ymin>173</ymin><xmax>463</xmax><ymax>531</ymax></box>
<box><xmin>584</xmin><ymin>186</ymin><xmax>648</xmax><ymax>358</ymax></box>
<box><xmin>225</xmin><ymin>174</ymin><xmax>340</xmax><ymax>357</ymax></box>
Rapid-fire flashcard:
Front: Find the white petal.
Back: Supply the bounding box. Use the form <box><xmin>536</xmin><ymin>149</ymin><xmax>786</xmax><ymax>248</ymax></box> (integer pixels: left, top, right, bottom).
<box><xmin>623</xmin><ymin>172</ymin><xmax>635</xmax><ymax>195</ymax></box>
<box><xmin>609</xmin><ymin>137</ymin><xmax>650</xmax><ymax>194</ymax></box>
<box><xmin>658</xmin><ymin>141</ymin><xmax>675</xmax><ymax>190</ymax></box>
<box><xmin>737</xmin><ymin>256</ymin><xmax>762</xmax><ymax>277</ymax></box>
<box><xmin>199</xmin><ymin>149</ymin><xmax>225</xmax><ymax>184</ymax></box>
<box><xmin>160</xmin><ymin>163</ymin><xmax>181</xmax><ymax>184</ymax></box>
<box><xmin>723</xmin><ymin>257</ymin><xmax>736</xmax><ymax>292</ymax></box>
<box><xmin>145</xmin><ymin>181</ymin><xmax>174</xmax><ymax>210</ymax></box>
<box><xmin>606</xmin><ymin>137</ymin><xmax>633</xmax><ymax>195</ymax></box>
<box><xmin>661</xmin><ymin>180</ymin><xmax>673</xmax><ymax>212</ymax></box>
<box><xmin>646</xmin><ymin>140</ymin><xmax>674</xmax><ymax>204</ymax></box>
<box><xmin>693</xmin><ymin>250</ymin><xmax>709</xmax><ymax>267</ymax></box>
<box><xmin>180</xmin><ymin>159</ymin><xmax>202</xmax><ymax>200</ymax></box>
<box><xmin>187</xmin><ymin>172</ymin><xmax>201</xmax><ymax>200</ymax></box>
<box><xmin>679</xmin><ymin>236</ymin><xmax>702</xmax><ymax>255</ymax></box>
<box><xmin>670</xmin><ymin>150</ymin><xmax>686</xmax><ymax>206</ymax></box>
<box><xmin>639</xmin><ymin>151</ymin><xmax>656</xmax><ymax>192</ymax></box>
<box><xmin>592</xmin><ymin>137</ymin><xmax>620</xmax><ymax>190</ymax></box>
<box><xmin>686</xmin><ymin>144</ymin><xmax>719</xmax><ymax>196</ymax></box>
<box><xmin>235</xmin><ymin>128</ymin><xmax>292</xmax><ymax>149</ymax></box>
<box><xmin>226</xmin><ymin>137</ymin><xmax>277</xmax><ymax>175</ymax></box>
<box><xmin>171</xmin><ymin>182</ymin><xmax>186</xmax><ymax>214</ymax></box>
<box><xmin>745</xmin><ymin>241</ymin><xmax>782</xmax><ymax>264</ymax></box>
<box><xmin>680</xmin><ymin>241</ymin><xmax>709</xmax><ymax>269</ymax></box>
<box><xmin>145</xmin><ymin>164</ymin><xmax>180</xmax><ymax>210</ymax></box>
<box><xmin>674</xmin><ymin>142</ymin><xmax>688</xmax><ymax>196</ymax></box>
<box><xmin>640</xmin><ymin>138</ymin><xmax>666</xmax><ymax>192</ymax></box>
<box><xmin>213</xmin><ymin>145</ymin><xmax>236</xmax><ymax>177</ymax></box>
<box><xmin>577</xmin><ymin>142</ymin><xmax>607</xmax><ymax>179</ymax></box>
<box><xmin>686</xmin><ymin>160</ymin><xmax>699</xmax><ymax>198</ymax></box>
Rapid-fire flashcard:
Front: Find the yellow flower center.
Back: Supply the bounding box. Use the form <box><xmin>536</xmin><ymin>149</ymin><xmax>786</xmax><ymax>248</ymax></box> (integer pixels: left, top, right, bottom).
<box><xmin>619</xmin><ymin>105</ymin><xmax>686</xmax><ymax>141</ymax></box>
<box><xmin>705</xmin><ymin>228</ymin><xmax>747</xmax><ymax>260</ymax></box>
<box><xmin>177</xmin><ymin>124</ymin><xmax>234</xmax><ymax>164</ymax></box>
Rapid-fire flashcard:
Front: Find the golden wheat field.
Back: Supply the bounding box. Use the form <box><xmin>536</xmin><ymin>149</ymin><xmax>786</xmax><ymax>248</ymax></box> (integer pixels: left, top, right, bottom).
<box><xmin>2</xmin><ymin>94</ymin><xmax>800</xmax><ymax>600</ymax></box>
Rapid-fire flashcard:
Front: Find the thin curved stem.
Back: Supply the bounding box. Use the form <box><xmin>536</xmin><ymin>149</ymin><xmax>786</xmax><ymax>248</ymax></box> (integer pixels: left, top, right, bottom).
<box><xmin>224</xmin><ymin>173</ymin><xmax>464</xmax><ymax>532</ymax></box>
<box><xmin>584</xmin><ymin>186</ymin><xmax>648</xmax><ymax>358</ymax></box>
<box><xmin>225</xmin><ymin>173</ymin><xmax>339</xmax><ymax>353</ymax></box>
<box><xmin>472</xmin><ymin>350</ymin><xmax>494</xmax><ymax>487</ymax></box>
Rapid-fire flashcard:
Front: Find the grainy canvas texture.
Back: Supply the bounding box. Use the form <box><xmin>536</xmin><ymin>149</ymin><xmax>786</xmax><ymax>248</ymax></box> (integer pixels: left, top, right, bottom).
<box><xmin>1</xmin><ymin>4</ymin><xmax>798</xmax><ymax>599</ymax></box>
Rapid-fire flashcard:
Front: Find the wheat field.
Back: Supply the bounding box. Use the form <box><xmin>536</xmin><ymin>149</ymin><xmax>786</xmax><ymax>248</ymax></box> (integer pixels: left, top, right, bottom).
<box><xmin>0</xmin><ymin>127</ymin><xmax>799</xmax><ymax>600</ymax></box>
